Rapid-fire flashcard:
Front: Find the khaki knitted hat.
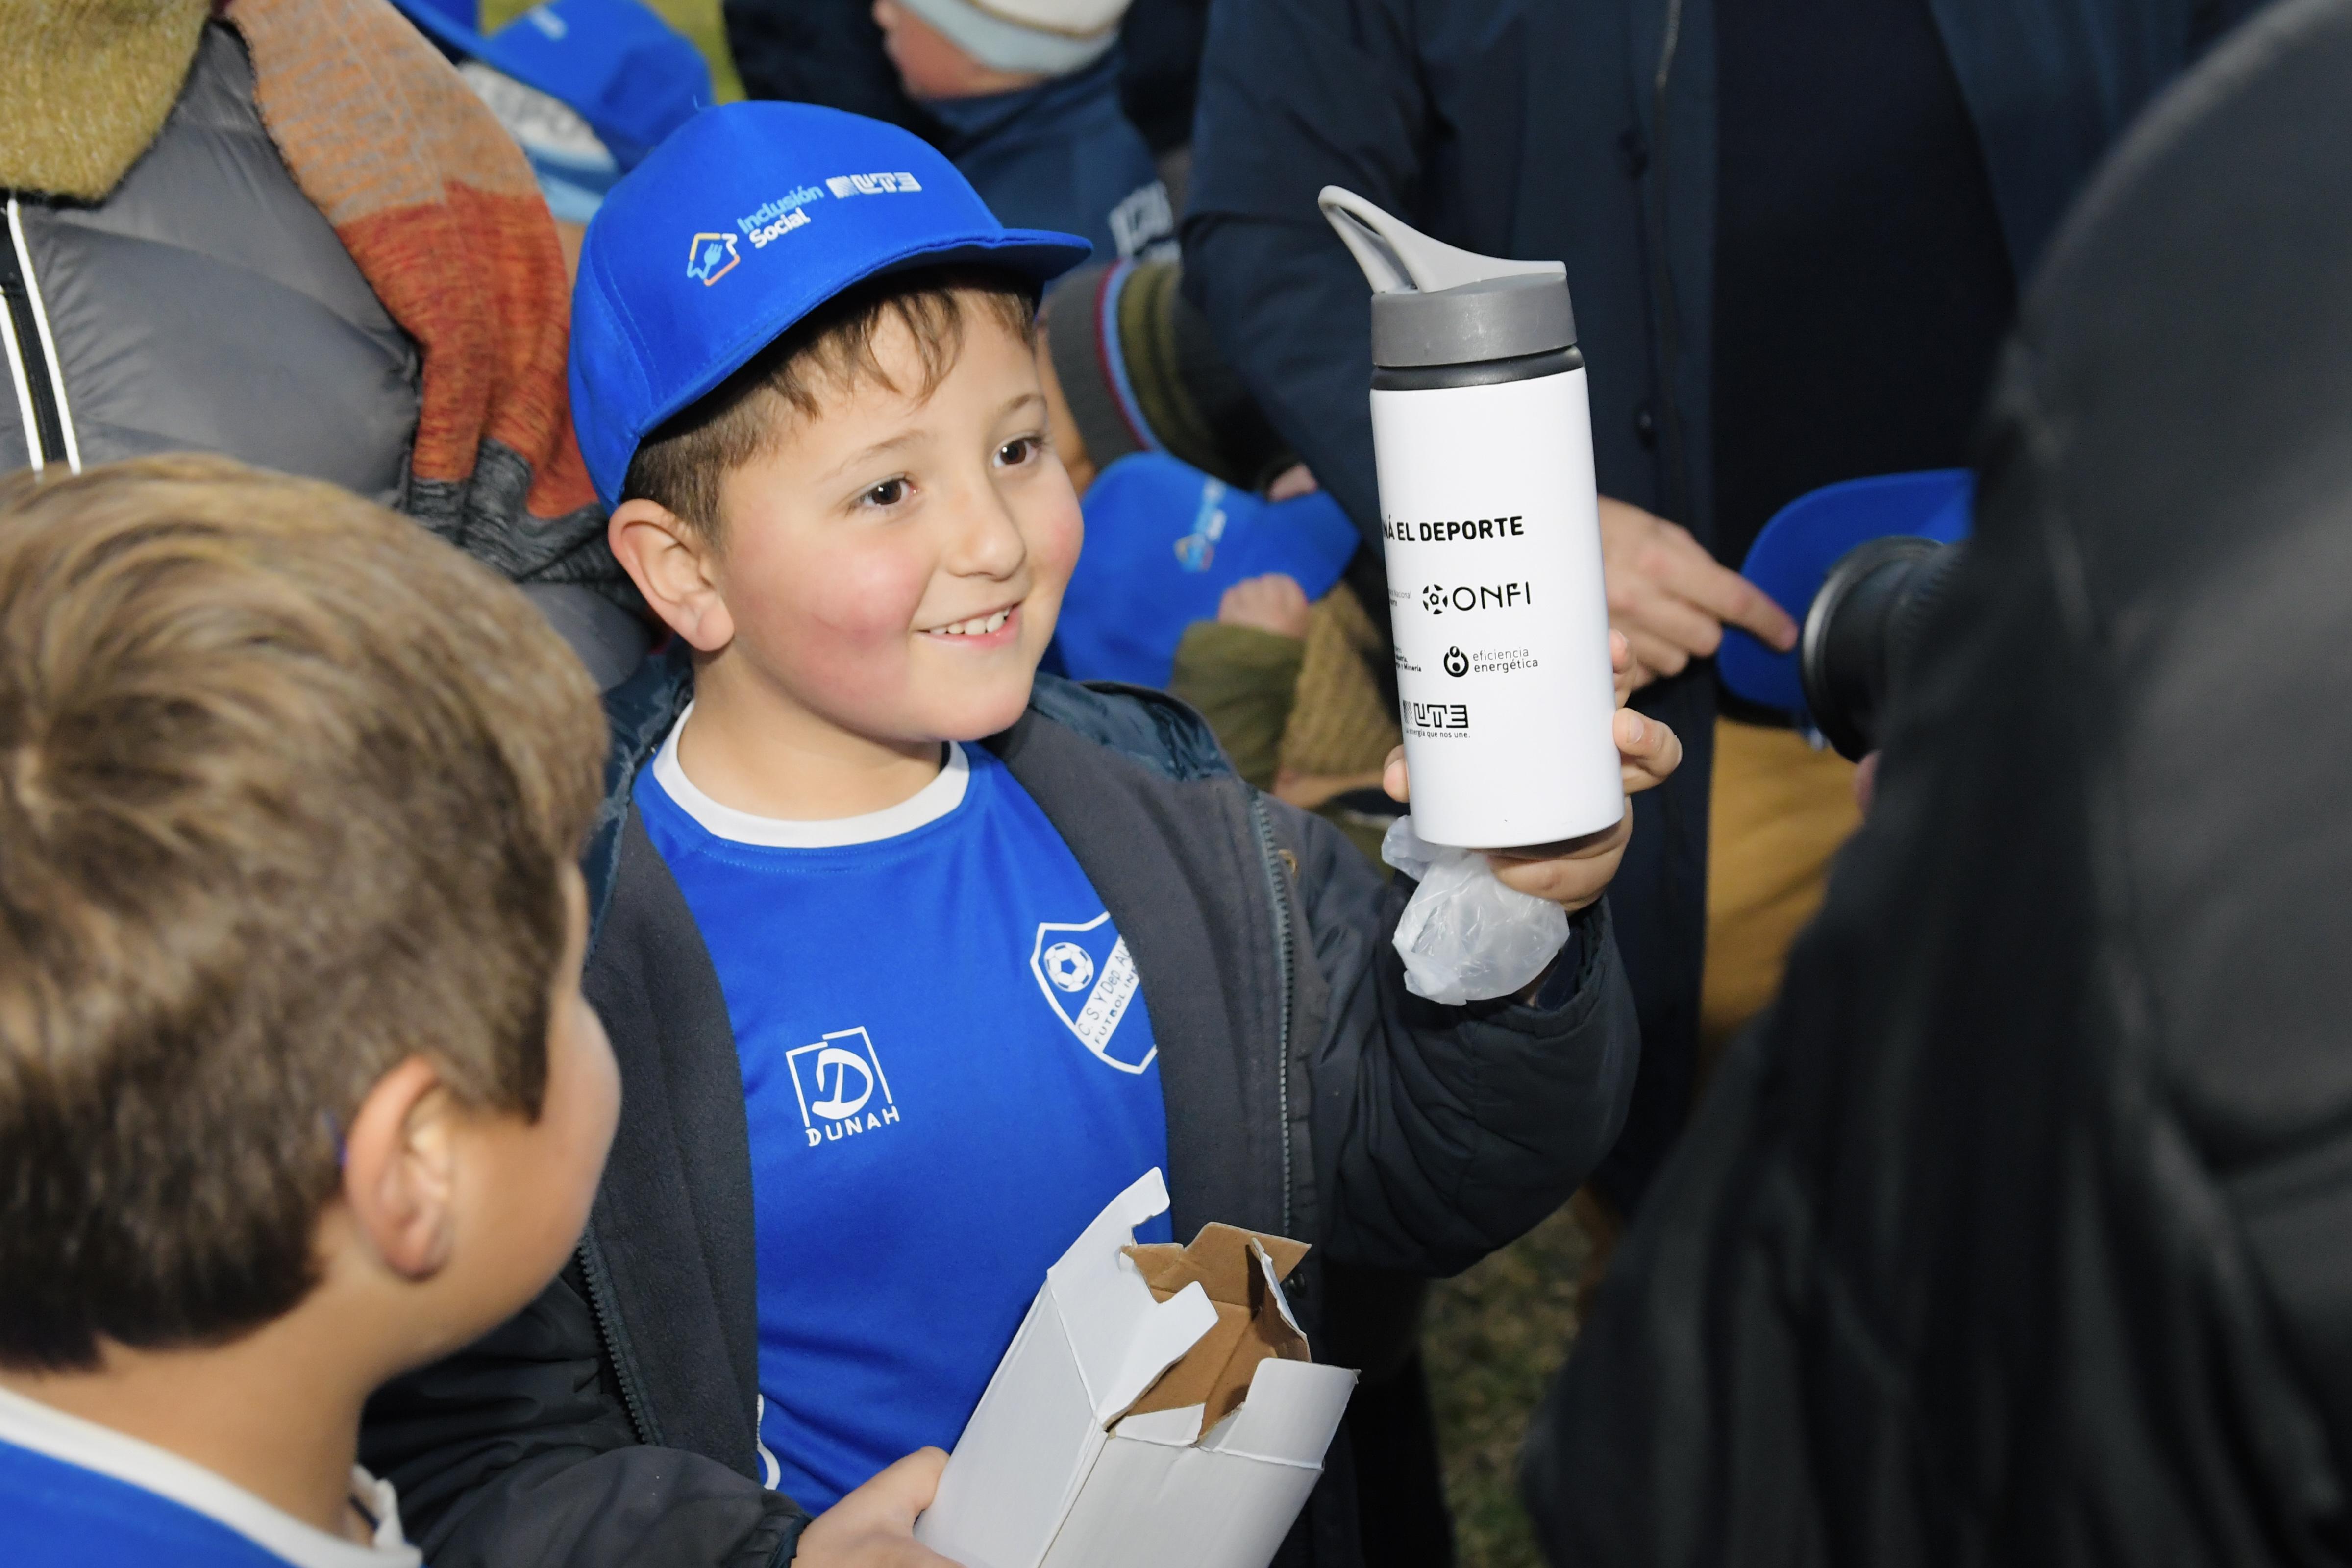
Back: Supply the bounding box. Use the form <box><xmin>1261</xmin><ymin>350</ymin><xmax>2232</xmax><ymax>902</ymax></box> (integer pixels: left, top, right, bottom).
<box><xmin>893</xmin><ymin>0</ymin><xmax>1131</xmax><ymax>76</ymax></box>
<box><xmin>0</xmin><ymin>0</ymin><xmax>213</xmax><ymax>200</ymax></box>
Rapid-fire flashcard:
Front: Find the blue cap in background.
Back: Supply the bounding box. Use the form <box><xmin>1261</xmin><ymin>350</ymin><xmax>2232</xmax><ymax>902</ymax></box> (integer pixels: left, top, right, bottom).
<box><xmin>1717</xmin><ymin>469</ymin><xmax>1973</xmax><ymax>721</ymax></box>
<box><xmin>1051</xmin><ymin>454</ymin><xmax>1362</xmax><ymax>690</ymax></box>
<box><xmin>570</xmin><ymin>101</ymin><xmax>1091</xmax><ymax>506</ymax></box>
<box><xmin>391</xmin><ymin>0</ymin><xmax>711</xmax><ymax>170</ymax></box>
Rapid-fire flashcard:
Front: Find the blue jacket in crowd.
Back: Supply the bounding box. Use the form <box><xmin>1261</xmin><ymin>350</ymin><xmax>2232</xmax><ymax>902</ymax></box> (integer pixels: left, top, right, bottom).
<box><xmin>928</xmin><ymin>50</ymin><xmax>1172</xmax><ymax>262</ymax></box>
<box><xmin>1182</xmin><ymin>0</ymin><xmax>2265</xmax><ymax>1208</ymax></box>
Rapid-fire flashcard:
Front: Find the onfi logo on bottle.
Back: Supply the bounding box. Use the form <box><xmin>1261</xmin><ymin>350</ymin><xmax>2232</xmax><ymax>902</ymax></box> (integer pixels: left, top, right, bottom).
<box><xmin>1418</xmin><ymin>581</ymin><xmax>1535</xmax><ymax>614</ymax></box>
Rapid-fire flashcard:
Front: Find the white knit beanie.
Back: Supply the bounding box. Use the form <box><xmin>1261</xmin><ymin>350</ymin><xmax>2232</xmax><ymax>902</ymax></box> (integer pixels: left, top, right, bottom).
<box><xmin>893</xmin><ymin>0</ymin><xmax>1132</xmax><ymax>77</ymax></box>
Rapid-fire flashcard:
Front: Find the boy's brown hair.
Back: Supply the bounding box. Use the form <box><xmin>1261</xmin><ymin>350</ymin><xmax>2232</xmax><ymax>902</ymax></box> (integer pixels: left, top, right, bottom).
<box><xmin>0</xmin><ymin>456</ymin><xmax>608</xmax><ymax>1370</ymax></box>
<box><xmin>623</xmin><ymin>265</ymin><xmax>1036</xmax><ymax>541</ymax></box>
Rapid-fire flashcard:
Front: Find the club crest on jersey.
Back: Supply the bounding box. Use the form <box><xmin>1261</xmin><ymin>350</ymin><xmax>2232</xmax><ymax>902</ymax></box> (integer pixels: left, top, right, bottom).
<box><xmin>785</xmin><ymin>1026</ymin><xmax>902</xmax><ymax>1148</ymax></box>
<box><xmin>1030</xmin><ymin>913</ymin><xmax>1151</xmax><ymax>1073</ymax></box>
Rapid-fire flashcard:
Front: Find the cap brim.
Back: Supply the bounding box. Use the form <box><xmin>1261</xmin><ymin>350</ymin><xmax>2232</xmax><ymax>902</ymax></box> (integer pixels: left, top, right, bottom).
<box><xmin>1716</xmin><ymin>469</ymin><xmax>1974</xmax><ymax>717</ymax></box>
<box><xmin>625</xmin><ymin>226</ymin><xmax>1094</xmax><ymax>462</ymax></box>
<box><xmin>871</xmin><ymin>230</ymin><xmax>1097</xmax><ymax>292</ymax></box>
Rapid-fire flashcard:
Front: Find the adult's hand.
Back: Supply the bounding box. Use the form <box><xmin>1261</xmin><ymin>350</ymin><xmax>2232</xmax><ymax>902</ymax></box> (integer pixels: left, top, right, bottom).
<box><xmin>1599</xmin><ymin>496</ymin><xmax>1797</xmax><ymax>688</ymax></box>
<box><xmin>1854</xmin><ymin>752</ymin><xmax>1880</xmax><ymax>815</ymax></box>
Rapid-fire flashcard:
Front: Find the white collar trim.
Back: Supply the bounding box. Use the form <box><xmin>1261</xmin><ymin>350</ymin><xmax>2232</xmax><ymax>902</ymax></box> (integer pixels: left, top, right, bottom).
<box><xmin>0</xmin><ymin>1382</ymin><xmax>419</xmax><ymax>1566</ymax></box>
<box><xmin>652</xmin><ymin>704</ymin><xmax>971</xmax><ymax>848</ymax></box>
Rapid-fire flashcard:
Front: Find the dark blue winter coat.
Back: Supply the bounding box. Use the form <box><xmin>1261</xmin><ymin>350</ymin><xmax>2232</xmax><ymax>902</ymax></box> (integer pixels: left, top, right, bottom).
<box><xmin>928</xmin><ymin>50</ymin><xmax>1171</xmax><ymax>263</ymax></box>
<box><xmin>1182</xmin><ymin>0</ymin><xmax>2264</xmax><ymax>1207</ymax></box>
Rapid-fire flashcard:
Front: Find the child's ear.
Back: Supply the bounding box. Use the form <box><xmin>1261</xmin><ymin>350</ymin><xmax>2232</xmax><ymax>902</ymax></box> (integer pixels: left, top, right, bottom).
<box><xmin>610</xmin><ymin>498</ymin><xmax>737</xmax><ymax>654</ymax></box>
<box><xmin>1035</xmin><ymin>325</ymin><xmax>1096</xmax><ymax>498</ymax></box>
<box><xmin>341</xmin><ymin>1056</ymin><xmax>461</xmax><ymax>1281</ymax></box>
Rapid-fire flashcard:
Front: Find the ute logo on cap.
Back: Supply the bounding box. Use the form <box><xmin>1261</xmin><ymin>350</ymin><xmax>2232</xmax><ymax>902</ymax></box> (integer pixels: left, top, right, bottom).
<box><xmin>826</xmin><ymin>171</ymin><xmax>923</xmax><ymax>198</ymax></box>
<box><xmin>685</xmin><ymin>231</ymin><xmax>741</xmax><ymax>286</ymax></box>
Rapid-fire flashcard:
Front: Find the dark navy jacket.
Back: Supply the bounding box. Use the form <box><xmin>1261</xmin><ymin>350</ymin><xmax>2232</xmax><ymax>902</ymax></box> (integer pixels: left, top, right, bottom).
<box><xmin>361</xmin><ymin>655</ymin><xmax>1638</xmax><ymax>1568</ymax></box>
<box><xmin>928</xmin><ymin>51</ymin><xmax>1171</xmax><ymax>263</ymax></box>
<box><xmin>1181</xmin><ymin>0</ymin><xmax>2264</xmax><ymax>1207</ymax></box>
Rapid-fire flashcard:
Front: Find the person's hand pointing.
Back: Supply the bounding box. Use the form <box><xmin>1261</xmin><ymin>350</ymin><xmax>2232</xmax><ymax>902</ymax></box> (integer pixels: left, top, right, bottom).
<box><xmin>1599</xmin><ymin>496</ymin><xmax>1797</xmax><ymax>688</ymax></box>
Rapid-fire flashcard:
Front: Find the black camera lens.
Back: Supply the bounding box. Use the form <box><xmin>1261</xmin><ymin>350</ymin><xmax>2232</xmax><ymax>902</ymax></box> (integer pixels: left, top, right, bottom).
<box><xmin>1798</xmin><ymin>536</ymin><xmax>1965</xmax><ymax>761</ymax></box>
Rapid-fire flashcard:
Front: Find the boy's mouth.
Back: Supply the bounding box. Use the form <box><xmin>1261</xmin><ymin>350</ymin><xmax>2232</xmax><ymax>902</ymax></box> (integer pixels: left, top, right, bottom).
<box><xmin>920</xmin><ymin>604</ymin><xmax>1018</xmax><ymax>642</ymax></box>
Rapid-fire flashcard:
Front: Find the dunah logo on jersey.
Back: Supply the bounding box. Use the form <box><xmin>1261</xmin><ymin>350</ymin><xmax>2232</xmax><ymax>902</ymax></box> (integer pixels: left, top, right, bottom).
<box><xmin>787</xmin><ymin>1026</ymin><xmax>902</xmax><ymax>1148</ymax></box>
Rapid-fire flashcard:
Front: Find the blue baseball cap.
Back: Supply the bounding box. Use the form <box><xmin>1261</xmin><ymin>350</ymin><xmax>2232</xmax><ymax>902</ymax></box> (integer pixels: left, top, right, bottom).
<box><xmin>569</xmin><ymin>102</ymin><xmax>1092</xmax><ymax>508</ymax></box>
<box><xmin>391</xmin><ymin>0</ymin><xmax>712</xmax><ymax>170</ymax></box>
<box><xmin>1717</xmin><ymin>468</ymin><xmax>1974</xmax><ymax>719</ymax></box>
<box><xmin>1051</xmin><ymin>454</ymin><xmax>1362</xmax><ymax>689</ymax></box>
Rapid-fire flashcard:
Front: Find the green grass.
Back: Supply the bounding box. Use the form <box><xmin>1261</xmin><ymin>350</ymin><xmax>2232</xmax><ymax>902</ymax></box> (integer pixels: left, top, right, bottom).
<box><xmin>481</xmin><ymin>0</ymin><xmax>745</xmax><ymax>100</ymax></box>
<box><xmin>1424</xmin><ymin>1202</ymin><xmax>1590</xmax><ymax>1568</ymax></box>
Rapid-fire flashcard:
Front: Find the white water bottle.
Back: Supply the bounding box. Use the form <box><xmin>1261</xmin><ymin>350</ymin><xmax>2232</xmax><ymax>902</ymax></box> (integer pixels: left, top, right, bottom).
<box><xmin>1321</xmin><ymin>188</ymin><xmax>1622</xmax><ymax>850</ymax></box>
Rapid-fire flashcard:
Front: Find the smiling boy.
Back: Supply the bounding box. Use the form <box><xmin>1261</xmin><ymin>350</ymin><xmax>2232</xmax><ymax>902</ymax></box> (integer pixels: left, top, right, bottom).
<box><xmin>364</xmin><ymin>104</ymin><xmax>1676</xmax><ymax>1568</ymax></box>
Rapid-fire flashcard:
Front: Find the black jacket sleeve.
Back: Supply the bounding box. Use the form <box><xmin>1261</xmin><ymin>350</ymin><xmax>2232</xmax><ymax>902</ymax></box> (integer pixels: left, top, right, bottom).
<box><xmin>1274</xmin><ymin>795</ymin><xmax>1639</xmax><ymax>1276</ymax></box>
<box><xmin>1181</xmin><ymin>0</ymin><xmax>1423</xmax><ymax>549</ymax></box>
<box><xmin>362</xmin><ymin>1262</ymin><xmax>806</xmax><ymax>1568</ymax></box>
<box><xmin>362</xmin><ymin>1260</ymin><xmax>804</xmax><ymax>1568</ymax></box>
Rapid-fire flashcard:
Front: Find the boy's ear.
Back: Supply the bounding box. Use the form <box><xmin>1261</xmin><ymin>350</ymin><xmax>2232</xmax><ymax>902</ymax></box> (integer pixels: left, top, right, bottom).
<box><xmin>341</xmin><ymin>1056</ymin><xmax>462</xmax><ymax>1281</ymax></box>
<box><xmin>610</xmin><ymin>498</ymin><xmax>736</xmax><ymax>654</ymax></box>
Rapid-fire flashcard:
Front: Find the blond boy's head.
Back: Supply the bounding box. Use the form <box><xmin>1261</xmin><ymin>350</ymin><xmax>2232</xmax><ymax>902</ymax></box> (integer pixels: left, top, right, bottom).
<box><xmin>0</xmin><ymin>456</ymin><xmax>615</xmax><ymax>1372</ymax></box>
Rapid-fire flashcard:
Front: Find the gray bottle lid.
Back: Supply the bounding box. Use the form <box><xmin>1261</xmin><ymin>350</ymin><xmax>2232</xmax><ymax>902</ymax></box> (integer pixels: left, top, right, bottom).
<box><xmin>1320</xmin><ymin>186</ymin><xmax>1577</xmax><ymax>368</ymax></box>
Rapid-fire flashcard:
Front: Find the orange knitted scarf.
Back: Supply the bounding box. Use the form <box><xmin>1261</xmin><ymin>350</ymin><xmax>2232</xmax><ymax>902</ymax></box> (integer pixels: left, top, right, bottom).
<box><xmin>226</xmin><ymin>0</ymin><xmax>608</xmax><ymax>586</ymax></box>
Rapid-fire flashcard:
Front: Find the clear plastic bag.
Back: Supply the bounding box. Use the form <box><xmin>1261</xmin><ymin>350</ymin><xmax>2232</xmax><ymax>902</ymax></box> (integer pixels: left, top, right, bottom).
<box><xmin>1380</xmin><ymin>816</ymin><xmax>1571</xmax><ymax>1006</ymax></box>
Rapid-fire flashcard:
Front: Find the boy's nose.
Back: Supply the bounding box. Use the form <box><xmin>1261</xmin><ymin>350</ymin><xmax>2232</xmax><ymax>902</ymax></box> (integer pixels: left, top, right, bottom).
<box><xmin>946</xmin><ymin>486</ymin><xmax>1029</xmax><ymax>578</ymax></box>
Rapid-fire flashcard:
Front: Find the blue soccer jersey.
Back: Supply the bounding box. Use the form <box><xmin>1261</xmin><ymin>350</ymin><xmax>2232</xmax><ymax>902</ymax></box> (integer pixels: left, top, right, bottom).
<box><xmin>0</xmin><ymin>1384</ymin><xmax>419</xmax><ymax>1568</ymax></box>
<box><xmin>635</xmin><ymin>717</ymin><xmax>1172</xmax><ymax>1511</ymax></box>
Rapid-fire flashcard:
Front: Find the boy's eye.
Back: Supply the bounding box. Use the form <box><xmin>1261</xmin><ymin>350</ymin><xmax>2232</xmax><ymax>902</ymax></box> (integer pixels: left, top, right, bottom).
<box><xmin>997</xmin><ymin>436</ymin><xmax>1040</xmax><ymax>467</ymax></box>
<box><xmin>862</xmin><ymin>477</ymin><xmax>909</xmax><ymax>508</ymax></box>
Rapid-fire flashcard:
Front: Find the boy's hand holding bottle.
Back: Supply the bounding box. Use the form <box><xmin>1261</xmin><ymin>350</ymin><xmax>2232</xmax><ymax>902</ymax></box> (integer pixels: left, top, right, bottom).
<box><xmin>1382</xmin><ymin>631</ymin><xmax>1682</xmax><ymax>920</ymax></box>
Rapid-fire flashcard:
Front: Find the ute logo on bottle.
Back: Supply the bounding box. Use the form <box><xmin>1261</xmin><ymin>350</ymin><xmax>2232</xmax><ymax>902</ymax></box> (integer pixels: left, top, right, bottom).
<box><xmin>1324</xmin><ymin>186</ymin><xmax>1624</xmax><ymax>849</ymax></box>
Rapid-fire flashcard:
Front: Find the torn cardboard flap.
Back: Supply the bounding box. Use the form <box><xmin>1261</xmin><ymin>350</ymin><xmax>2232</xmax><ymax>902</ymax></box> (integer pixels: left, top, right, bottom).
<box><xmin>1044</xmin><ymin>1170</ymin><xmax>1220</xmax><ymax>1423</ymax></box>
<box><xmin>917</xmin><ymin>1170</ymin><xmax>1358</xmax><ymax>1568</ymax></box>
<box><xmin>1119</xmin><ymin>1225</ymin><xmax>1312</xmax><ymax>1427</ymax></box>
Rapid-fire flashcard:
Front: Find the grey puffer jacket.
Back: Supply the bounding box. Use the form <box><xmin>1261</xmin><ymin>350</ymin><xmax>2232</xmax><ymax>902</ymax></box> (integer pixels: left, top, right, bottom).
<box><xmin>0</xmin><ymin>23</ymin><xmax>643</xmax><ymax>687</ymax></box>
<box><xmin>362</xmin><ymin>656</ymin><xmax>1640</xmax><ymax>1568</ymax></box>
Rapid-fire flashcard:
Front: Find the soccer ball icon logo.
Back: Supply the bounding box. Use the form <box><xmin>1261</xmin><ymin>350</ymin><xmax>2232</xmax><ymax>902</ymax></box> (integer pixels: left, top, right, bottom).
<box><xmin>1421</xmin><ymin>584</ymin><xmax>1447</xmax><ymax>614</ymax></box>
<box><xmin>1042</xmin><ymin>941</ymin><xmax>1095</xmax><ymax>993</ymax></box>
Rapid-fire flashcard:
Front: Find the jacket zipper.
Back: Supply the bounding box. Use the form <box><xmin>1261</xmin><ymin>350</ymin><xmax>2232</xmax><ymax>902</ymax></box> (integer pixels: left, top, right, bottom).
<box><xmin>1248</xmin><ymin>793</ymin><xmax>1297</xmax><ymax>1237</ymax></box>
<box><xmin>0</xmin><ymin>197</ymin><xmax>78</xmax><ymax>474</ymax></box>
<box><xmin>577</xmin><ymin>1229</ymin><xmax>661</xmax><ymax>1446</ymax></box>
<box><xmin>1645</xmin><ymin>0</ymin><xmax>1690</xmax><ymax>523</ymax></box>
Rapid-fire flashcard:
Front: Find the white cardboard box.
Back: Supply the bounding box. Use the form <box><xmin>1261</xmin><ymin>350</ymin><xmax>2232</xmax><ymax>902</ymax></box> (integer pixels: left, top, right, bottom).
<box><xmin>915</xmin><ymin>1169</ymin><xmax>1358</xmax><ymax>1568</ymax></box>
